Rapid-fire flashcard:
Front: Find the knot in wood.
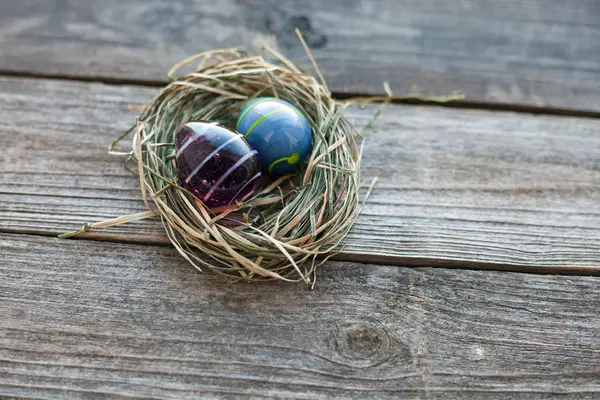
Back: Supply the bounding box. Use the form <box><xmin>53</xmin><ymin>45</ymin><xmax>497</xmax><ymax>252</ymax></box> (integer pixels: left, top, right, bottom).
<box><xmin>329</xmin><ymin>319</ymin><xmax>391</xmax><ymax>367</ymax></box>
<box><xmin>348</xmin><ymin>325</ymin><xmax>383</xmax><ymax>354</ymax></box>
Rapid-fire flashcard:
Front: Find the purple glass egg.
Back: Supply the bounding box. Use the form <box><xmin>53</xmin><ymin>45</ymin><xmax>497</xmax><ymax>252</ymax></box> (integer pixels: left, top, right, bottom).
<box><xmin>175</xmin><ymin>121</ymin><xmax>261</xmax><ymax>207</ymax></box>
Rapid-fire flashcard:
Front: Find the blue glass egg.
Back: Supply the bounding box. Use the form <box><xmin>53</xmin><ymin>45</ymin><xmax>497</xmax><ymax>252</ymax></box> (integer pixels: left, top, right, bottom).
<box><xmin>236</xmin><ymin>97</ymin><xmax>312</xmax><ymax>175</ymax></box>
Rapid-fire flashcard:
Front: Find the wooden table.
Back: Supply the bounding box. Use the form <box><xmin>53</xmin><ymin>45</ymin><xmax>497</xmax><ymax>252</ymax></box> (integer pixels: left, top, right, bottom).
<box><xmin>1</xmin><ymin>1</ymin><xmax>599</xmax><ymax>398</ymax></box>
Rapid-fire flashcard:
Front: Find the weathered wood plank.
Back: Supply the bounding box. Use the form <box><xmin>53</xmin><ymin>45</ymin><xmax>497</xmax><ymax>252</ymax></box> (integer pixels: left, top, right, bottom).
<box><xmin>2</xmin><ymin>233</ymin><xmax>600</xmax><ymax>398</ymax></box>
<box><xmin>1</xmin><ymin>76</ymin><xmax>599</xmax><ymax>271</ymax></box>
<box><xmin>0</xmin><ymin>0</ymin><xmax>599</xmax><ymax>111</ymax></box>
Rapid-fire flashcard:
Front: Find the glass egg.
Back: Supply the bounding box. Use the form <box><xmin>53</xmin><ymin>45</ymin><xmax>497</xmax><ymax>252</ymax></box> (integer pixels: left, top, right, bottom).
<box><xmin>236</xmin><ymin>97</ymin><xmax>313</xmax><ymax>175</ymax></box>
<box><xmin>175</xmin><ymin>121</ymin><xmax>261</xmax><ymax>207</ymax></box>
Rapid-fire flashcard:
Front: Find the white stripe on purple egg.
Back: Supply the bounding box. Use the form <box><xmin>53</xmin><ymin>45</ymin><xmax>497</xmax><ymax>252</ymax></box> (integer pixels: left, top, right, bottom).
<box><xmin>203</xmin><ymin>150</ymin><xmax>259</xmax><ymax>203</ymax></box>
<box><xmin>176</xmin><ymin>121</ymin><xmax>218</xmax><ymax>159</ymax></box>
<box><xmin>184</xmin><ymin>135</ymin><xmax>241</xmax><ymax>184</ymax></box>
<box><xmin>228</xmin><ymin>171</ymin><xmax>262</xmax><ymax>205</ymax></box>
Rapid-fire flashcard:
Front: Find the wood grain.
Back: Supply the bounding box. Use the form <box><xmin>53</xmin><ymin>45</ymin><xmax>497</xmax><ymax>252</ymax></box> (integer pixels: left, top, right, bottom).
<box><xmin>1</xmin><ymin>76</ymin><xmax>599</xmax><ymax>271</ymax></box>
<box><xmin>0</xmin><ymin>0</ymin><xmax>599</xmax><ymax>111</ymax></box>
<box><xmin>2</xmin><ymin>233</ymin><xmax>600</xmax><ymax>398</ymax></box>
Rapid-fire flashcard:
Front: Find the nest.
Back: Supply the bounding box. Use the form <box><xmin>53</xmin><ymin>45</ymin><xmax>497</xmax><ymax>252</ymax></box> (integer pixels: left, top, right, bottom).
<box><xmin>58</xmin><ymin>33</ymin><xmax>463</xmax><ymax>284</ymax></box>
<box><xmin>101</xmin><ymin>44</ymin><xmax>370</xmax><ymax>284</ymax></box>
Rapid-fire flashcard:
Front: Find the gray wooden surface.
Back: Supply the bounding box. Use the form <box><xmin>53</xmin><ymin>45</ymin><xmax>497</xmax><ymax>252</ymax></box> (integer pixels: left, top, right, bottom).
<box><xmin>3</xmin><ymin>233</ymin><xmax>600</xmax><ymax>399</ymax></box>
<box><xmin>1</xmin><ymin>0</ymin><xmax>599</xmax><ymax>112</ymax></box>
<box><xmin>2</xmin><ymin>1</ymin><xmax>600</xmax><ymax>397</ymax></box>
<box><xmin>1</xmin><ymin>76</ymin><xmax>599</xmax><ymax>272</ymax></box>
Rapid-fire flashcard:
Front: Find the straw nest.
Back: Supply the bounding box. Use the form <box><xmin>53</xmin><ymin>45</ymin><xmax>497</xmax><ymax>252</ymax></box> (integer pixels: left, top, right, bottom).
<box><xmin>58</xmin><ymin>36</ymin><xmax>462</xmax><ymax>283</ymax></box>
<box><xmin>100</xmin><ymin>43</ymin><xmax>372</xmax><ymax>285</ymax></box>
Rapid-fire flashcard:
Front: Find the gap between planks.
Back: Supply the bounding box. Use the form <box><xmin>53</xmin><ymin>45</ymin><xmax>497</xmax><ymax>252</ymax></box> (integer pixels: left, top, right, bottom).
<box><xmin>1</xmin><ymin>70</ymin><xmax>600</xmax><ymax>120</ymax></box>
<box><xmin>4</xmin><ymin>225</ymin><xmax>600</xmax><ymax>278</ymax></box>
